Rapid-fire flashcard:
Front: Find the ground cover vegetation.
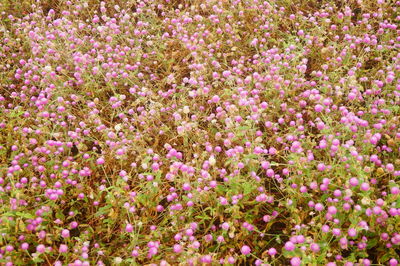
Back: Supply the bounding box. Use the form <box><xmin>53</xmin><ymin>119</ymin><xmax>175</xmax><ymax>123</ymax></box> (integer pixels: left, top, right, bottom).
<box><xmin>0</xmin><ymin>0</ymin><xmax>399</xmax><ymax>265</ymax></box>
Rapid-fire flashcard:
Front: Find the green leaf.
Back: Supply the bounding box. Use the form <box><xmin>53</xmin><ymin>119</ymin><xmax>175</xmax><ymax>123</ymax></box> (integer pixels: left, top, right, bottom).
<box><xmin>367</xmin><ymin>238</ymin><xmax>378</xmax><ymax>249</ymax></box>
<box><xmin>55</xmin><ymin>211</ymin><xmax>65</xmax><ymax>220</ymax></box>
<box><xmin>95</xmin><ymin>205</ymin><xmax>112</xmax><ymax>217</ymax></box>
<box><xmin>32</xmin><ymin>256</ymin><xmax>44</xmax><ymax>263</ymax></box>
<box><xmin>1</xmin><ymin>212</ymin><xmax>35</xmax><ymax>219</ymax></box>
<box><xmin>15</xmin><ymin>212</ymin><xmax>35</xmax><ymax>219</ymax></box>
<box><xmin>216</xmin><ymin>184</ymin><xmax>226</xmax><ymax>193</ymax></box>
<box><xmin>195</xmin><ymin>215</ymin><xmax>211</xmax><ymax>220</ymax></box>
<box><xmin>244</xmin><ymin>154</ymin><xmax>258</xmax><ymax>160</ymax></box>
<box><xmin>243</xmin><ymin>182</ymin><xmax>254</xmax><ymax>195</ymax></box>
<box><xmin>380</xmin><ymin>252</ymin><xmax>394</xmax><ymax>263</ymax></box>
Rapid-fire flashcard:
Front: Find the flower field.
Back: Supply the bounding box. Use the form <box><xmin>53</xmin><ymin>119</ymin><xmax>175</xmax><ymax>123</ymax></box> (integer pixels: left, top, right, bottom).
<box><xmin>0</xmin><ymin>0</ymin><xmax>399</xmax><ymax>265</ymax></box>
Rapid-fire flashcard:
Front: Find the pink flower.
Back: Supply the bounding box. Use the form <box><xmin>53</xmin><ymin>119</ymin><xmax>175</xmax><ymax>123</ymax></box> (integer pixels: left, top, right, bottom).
<box><xmin>241</xmin><ymin>245</ymin><xmax>251</xmax><ymax>255</ymax></box>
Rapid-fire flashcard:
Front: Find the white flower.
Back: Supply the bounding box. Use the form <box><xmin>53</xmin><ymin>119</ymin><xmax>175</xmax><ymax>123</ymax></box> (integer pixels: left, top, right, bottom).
<box><xmin>209</xmin><ymin>156</ymin><xmax>216</xmax><ymax>166</ymax></box>
<box><xmin>114</xmin><ymin>124</ymin><xmax>122</xmax><ymax>132</ymax></box>
<box><xmin>183</xmin><ymin>106</ymin><xmax>190</xmax><ymax>114</ymax></box>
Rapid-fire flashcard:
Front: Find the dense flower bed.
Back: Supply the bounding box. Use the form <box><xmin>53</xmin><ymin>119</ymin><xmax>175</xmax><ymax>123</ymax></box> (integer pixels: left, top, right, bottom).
<box><xmin>0</xmin><ymin>0</ymin><xmax>399</xmax><ymax>265</ymax></box>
